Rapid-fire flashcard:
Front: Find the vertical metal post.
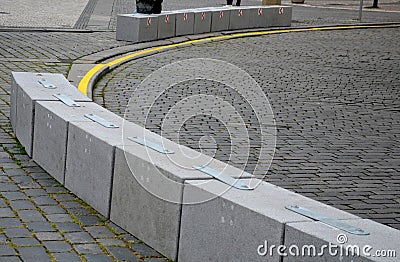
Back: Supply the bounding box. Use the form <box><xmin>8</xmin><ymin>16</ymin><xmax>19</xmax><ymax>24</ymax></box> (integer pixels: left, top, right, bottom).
<box><xmin>359</xmin><ymin>0</ymin><xmax>364</xmax><ymax>21</ymax></box>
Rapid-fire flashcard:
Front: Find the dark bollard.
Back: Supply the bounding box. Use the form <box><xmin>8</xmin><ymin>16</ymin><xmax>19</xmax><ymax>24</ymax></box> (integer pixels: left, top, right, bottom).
<box><xmin>136</xmin><ymin>0</ymin><xmax>163</xmax><ymax>14</ymax></box>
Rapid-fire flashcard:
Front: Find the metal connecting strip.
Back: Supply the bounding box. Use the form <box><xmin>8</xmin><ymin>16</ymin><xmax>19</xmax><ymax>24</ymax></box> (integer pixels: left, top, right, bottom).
<box><xmin>53</xmin><ymin>93</ymin><xmax>80</xmax><ymax>107</ymax></box>
<box><xmin>286</xmin><ymin>206</ymin><xmax>369</xmax><ymax>235</ymax></box>
<box><xmin>128</xmin><ymin>137</ymin><xmax>174</xmax><ymax>154</ymax></box>
<box><xmin>38</xmin><ymin>79</ymin><xmax>56</xmax><ymax>89</ymax></box>
<box><xmin>84</xmin><ymin>114</ymin><xmax>119</xmax><ymax>128</ymax></box>
<box><xmin>193</xmin><ymin>166</ymin><xmax>253</xmax><ymax>191</ymax></box>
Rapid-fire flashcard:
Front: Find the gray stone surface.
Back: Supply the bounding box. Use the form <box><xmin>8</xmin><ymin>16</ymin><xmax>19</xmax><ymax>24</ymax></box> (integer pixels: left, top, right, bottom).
<box><xmin>10</xmin><ymin>77</ymin><xmax>17</xmax><ymax>134</ymax></box>
<box><xmin>65</xmin><ymin>120</ymin><xmax>120</xmax><ymax>217</ymax></box>
<box><xmin>65</xmin><ymin>116</ymin><xmax>144</xmax><ymax>217</ymax></box>
<box><xmin>33</xmin><ymin>101</ymin><xmax>115</xmax><ymax>184</ymax></box>
<box><xmin>110</xmin><ymin>143</ymin><xmax>203</xmax><ymax>260</ymax></box>
<box><xmin>106</xmin><ymin>246</ymin><xmax>141</xmax><ymax>261</ymax></box>
<box><xmin>111</xmin><ymin>128</ymin><xmax>253</xmax><ymax>259</ymax></box>
<box><xmin>67</xmin><ymin>63</ymin><xmax>100</xmax><ymax>91</ymax></box>
<box><xmin>19</xmin><ymin>246</ymin><xmax>51</xmax><ymax>261</ymax></box>
<box><xmin>0</xmin><ymin>0</ymin><xmax>89</xmax><ymax>28</ymax></box>
<box><xmin>114</xmin><ymin>5</ymin><xmax>289</xmax><ymax>51</ymax></box>
<box><xmin>0</xmin><ymin>244</ymin><xmax>17</xmax><ymax>256</ymax></box>
<box><xmin>178</xmin><ymin>178</ymin><xmax>359</xmax><ymax>261</ymax></box>
<box><xmin>116</xmin><ymin>14</ymin><xmax>159</xmax><ymax>42</ymax></box>
<box><xmin>94</xmin><ymin>26</ymin><xmax>400</xmax><ymax>232</ymax></box>
<box><xmin>228</xmin><ymin>7</ymin><xmax>254</xmax><ymax>30</ymax></box>
<box><xmin>284</xmin><ymin>219</ymin><xmax>400</xmax><ymax>261</ymax></box>
<box><xmin>156</xmin><ymin>12</ymin><xmax>176</xmax><ymax>39</ymax></box>
<box><xmin>43</xmin><ymin>240</ymin><xmax>73</xmax><ymax>252</ymax></box>
<box><xmin>52</xmin><ymin>252</ymin><xmax>81</xmax><ymax>261</ymax></box>
<box><xmin>192</xmin><ymin>9</ymin><xmax>212</xmax><ymax>34</ymax></box>
<box><xmin>173</xmin><ymin>11</ymin><xmax>195</xmax><ymax>36</ymax></box>
<box><xmin>0</xmin><ymin>6</ymin><xmax>168</xmax><ymax>262</ymax></box>
<box><xmin>85</xmin><ymin>253</ymin><xmax>114</xmax><ymax>262</ymax></box>
<box><xmin>12</xmin><ymin>72</ymin><xmax>90</xmax><ymax>156</ymax></box>
<box><xmin>210</xmin><ymin>7</ymin><xmax>231</xmax><ymax>32</ymax></box>
<box><xmin>1</xmin><ymin>0</ymin><xmax>400</xmax><ymax>261</ymax></box>
<box><xmin>269</xmin><ymin>6</ymin><xmax>292</xmax><ymax>27</ymax></box>
<box><xmin>85</xmin><ymin>0</ymin><xmax>115</xmax><ymax>30</ymax></box>
<box><xmin>250</xmin><ymin>6</ymin><xmax>270</xmax><ymax>28</ymax></box>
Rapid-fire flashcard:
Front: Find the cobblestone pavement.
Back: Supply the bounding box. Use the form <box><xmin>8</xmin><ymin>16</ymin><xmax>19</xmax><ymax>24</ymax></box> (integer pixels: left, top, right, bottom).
<box><xmin>100</xmin><ymin>0</ymin><xmax>400</xmax><ymax>30</ymax></box>
<box><xmin>94</xmin><ymin>27</ymin><xmax>400</xmax><ymax>230</ymax></box>
<box><xmin>0</xmin><ymin>0</ymin><xmax>399</xmax><ymax>260</ymax></box>
<box><xmin>303</xmin><ymin>0</ymin><xmax>400</xmax><ymax>12</ymax></box>
<box><xmin>0</xmin><ymin>0</ymin><xmax>89</xmax><ymax>28</ymax></box>
<box><xmin>3</xmin><ymin>0</ymin><xmax>398</xmax><ymax>30</ymax></box>
<box><xmin>0</xmin><ymin>31</ymin><xmax>167</xmax><ymax>261</ymax></box>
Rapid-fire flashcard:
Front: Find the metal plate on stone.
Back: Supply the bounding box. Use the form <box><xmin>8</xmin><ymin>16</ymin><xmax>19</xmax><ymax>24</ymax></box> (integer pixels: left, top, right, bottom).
<box><xmin>286</xmin><ymin>206</ymin><xmax>369</xmax><ymax>235</ymax></box>
<box><xmin>84</xmin><ymin>114</ymin><xmax>119</xmax><ymax>128</ymax></box>
<box><xmin>193</xmin><ymin>166</ymin><xmax>253</xmax><ymax>190</ymax></box>
<box><xmin>53</xmin><ymin>93</ymin><xmax>80</xmax><ymax>107</ymax></box>
<box><xmin>38</xmin><ymin>79</ymin><xmax>56</xmax><ymax>89</ymax></box>
<box><xmin>128</xmin><ymin>137</ymin><xmax>174</xmax><ymax>154</ymax></box>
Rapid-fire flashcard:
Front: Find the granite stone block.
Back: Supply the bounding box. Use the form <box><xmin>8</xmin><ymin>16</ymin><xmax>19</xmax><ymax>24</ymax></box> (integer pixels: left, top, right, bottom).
<box><xmin>178</xmin><ymin>179</ymin><xmax>358</xmax><ymax>261</ymax></box>
<box><xmin>116</xmin><ymin>14</ymin><xmax>158</xmax><ymax>42</ymax></box>
<box><xmin>33</xmin><ymin>101</ymin><xmax>109</xmax><ymax>184</ymax></box>
<box><xmin>12</xmin><ymin>72</ymin><xmax>90</xmax><ymax>156</ymax></box>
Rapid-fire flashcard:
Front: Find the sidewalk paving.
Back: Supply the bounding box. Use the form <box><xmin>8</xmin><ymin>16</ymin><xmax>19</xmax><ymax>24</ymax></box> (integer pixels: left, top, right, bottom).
<box><xmin>303</xmin><ymin>0</ymin><xmax>400</xmax><ymax>12</ymax></box>
<box><xmin>0</xmin><ymin>0</ymin><xmax>399</xmax><ymax>261</ymax></box>
<box><xmin>0</xmin><ymin>31</ymin><xmax>166</xmax><ymax>262</ymax></box>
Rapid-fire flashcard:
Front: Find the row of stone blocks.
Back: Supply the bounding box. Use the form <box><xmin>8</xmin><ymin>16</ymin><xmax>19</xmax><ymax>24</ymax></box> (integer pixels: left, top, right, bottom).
<box><xmin>10</xmin><ymin>72</ymin><xmax>399</xmax><ymax>261</ymax></box>
<box><xmin>116</xmin><ymin>6</ymin><xmax>292</xmax><ymax>42</ymax></box>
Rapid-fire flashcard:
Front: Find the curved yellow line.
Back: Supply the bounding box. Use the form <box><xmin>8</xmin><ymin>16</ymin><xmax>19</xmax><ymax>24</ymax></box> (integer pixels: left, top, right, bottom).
<box><xmin>78</xmin><ymin>64</ymin><xmax>107</xmax><ymax>96</ymax></box>
<box><xmin>78</xmin><ymin>24</ymin><xmax>399</xmax><ymax>96</ymax></box>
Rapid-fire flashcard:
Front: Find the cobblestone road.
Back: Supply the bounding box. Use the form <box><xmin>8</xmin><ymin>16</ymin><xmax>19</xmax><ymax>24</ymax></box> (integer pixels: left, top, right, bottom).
<box><xmin>0</xmin><ymin>31</ymin><xmax>166</xmax><ymax>261</ymax></box>
<box><xmin>0</xmin><ymin>0</ymin><xmax>399</xmax><ymax>260</ymax></box>
<box><xmin>94</xmin><ymin>27</ymin><xmax>400</xmax><ymax>230</ymax></box>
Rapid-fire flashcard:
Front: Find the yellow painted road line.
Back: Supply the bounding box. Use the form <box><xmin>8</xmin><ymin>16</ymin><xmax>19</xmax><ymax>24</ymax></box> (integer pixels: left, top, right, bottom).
<box><xmin>105</xmin><ymin>36</ymin><xmax>233</xmax><ymax>68</ymax></box>
<box><xmin>78</xmin><ymin>64</ymin><xmax>107</xmax><ymax>96</ymax></box>
<box><xmin>78</xmin><ymin>24</ymin><xmax>400</xmax><ymax>96</ymax></box>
